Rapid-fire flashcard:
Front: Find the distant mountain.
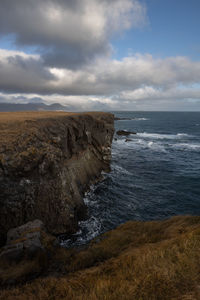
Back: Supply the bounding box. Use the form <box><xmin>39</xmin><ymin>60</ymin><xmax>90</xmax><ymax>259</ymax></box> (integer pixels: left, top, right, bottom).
<box><xmin>0</xmin><ymin>102</ymin><xmax>72</xmax><ymax>112</ymax></box>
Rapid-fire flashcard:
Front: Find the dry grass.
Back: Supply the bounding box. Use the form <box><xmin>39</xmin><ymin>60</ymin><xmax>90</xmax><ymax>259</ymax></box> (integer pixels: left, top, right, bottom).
<box><xmin>0</xmin><ymin>111</ymin><xmax>110</xmax><ymax>146</ymax></box>
<box><xmin>1</xmin><ymin>216</ymin><xmax>200</xmax><ymax>299</ymax></box>
<box><xmin>0</xmin><ymin>111</ymin><xmax>108</xmax><ymax>124</ymax></box>
<box><xmin>0</xmin><ymin>111</ymin><xmax>73</xmax><ymax>123</ymax></box>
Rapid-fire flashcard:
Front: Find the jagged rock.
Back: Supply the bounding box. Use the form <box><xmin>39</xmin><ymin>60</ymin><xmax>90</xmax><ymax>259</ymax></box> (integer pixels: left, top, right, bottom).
<box><xmin>125</xmin><ymin>139</ymin><xmax>132</xmax><ymax>142</ymax></box>
<box><xmin>116</xmin><ymin>130</ymin><xmax>136</xmax><ymax>136</ymax></box>
<box><xmin>114</xmin><ymin>117</ymin><xmax>132</xmax><ymax>120</ymax></box>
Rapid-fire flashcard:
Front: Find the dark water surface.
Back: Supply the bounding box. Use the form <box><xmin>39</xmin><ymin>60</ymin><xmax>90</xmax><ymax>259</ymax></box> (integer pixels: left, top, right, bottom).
<box><xmin>61</xmin><ymin>112</ymin><xmax>200</xmax><ymax>247</ymax></box>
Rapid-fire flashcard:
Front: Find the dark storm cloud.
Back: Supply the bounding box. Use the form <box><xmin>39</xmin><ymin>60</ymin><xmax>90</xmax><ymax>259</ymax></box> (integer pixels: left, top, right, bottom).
<box><xmin>0</xmin><ymin>0</ymin><xmax>144</xmax><ymax>68</ymax></box>
<box><xmin>0</xmin><ymin>51</ymin><xmax>56</xmax><ymax>93</ymax></box>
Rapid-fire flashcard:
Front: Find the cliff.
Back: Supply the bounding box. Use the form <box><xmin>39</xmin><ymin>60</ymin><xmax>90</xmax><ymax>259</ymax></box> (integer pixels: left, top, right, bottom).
<box><xmin>0</xmin><ymin>111</ymin><xmax>114</xmax><ymax>245</ymax></box>
<box><xmin>1</xmin><ymin>113</ymin><xmax>200</xmax><ymax>298</ymax></box>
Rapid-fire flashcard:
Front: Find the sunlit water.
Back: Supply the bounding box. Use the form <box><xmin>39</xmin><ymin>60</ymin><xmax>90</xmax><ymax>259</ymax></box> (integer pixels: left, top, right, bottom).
<box><xmin>60</xmin><ymin>112</ymin><xmax>200</xmax><ymax>247</ymax></box>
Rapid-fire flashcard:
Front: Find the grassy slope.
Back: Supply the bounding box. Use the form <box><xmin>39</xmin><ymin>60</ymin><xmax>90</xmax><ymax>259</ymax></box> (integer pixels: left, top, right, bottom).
<box><xmin>1</xmin><ymin>216</ymin><xmax>200</xmax><ymax>299</ymax></box>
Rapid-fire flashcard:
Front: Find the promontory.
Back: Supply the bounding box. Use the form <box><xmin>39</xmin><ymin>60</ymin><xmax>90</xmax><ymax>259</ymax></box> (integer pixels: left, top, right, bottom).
<box><xmin>0</xmin><ymin>111</ymin><xmax>114</xmax><ymax>246</ymax></box>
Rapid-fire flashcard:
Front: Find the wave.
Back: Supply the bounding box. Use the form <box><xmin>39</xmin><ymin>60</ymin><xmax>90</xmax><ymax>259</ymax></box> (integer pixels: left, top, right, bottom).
<box><xmin>172</xmin><ymin>143</ymin><xmax>200</xmax><ymax>151</ymax></box>
<box><xmin>133</xmin><ymin>118</ymin><xmax>149</xmax><ymax>121</ymax></box>
<box><xmin>115</xmin><ymin>117</ymin><xmax>149</xmax><ymax>121</ymax></box>
<box><xmin>136</xmin><ymin>132</ymin><xmax>191</xmax><ymax>139</ymax></box>
<box><xmin>112</xmin><ymin>164</ymin><xmax>132</xmax><ymax>175</ymax></box>
<box><xmin>60</xmin><ymin>216</ymin><xmax>102</xmax><ymax>247</ymax></box>
<box><xmin>177</xmin><ymin>133</ymin><xmax>189</xmax><ymax>137</ymax></box>
<box><xmin>147</xmin><ymin>141</ymin><xmax>166</xmax><ymax>152</ymax></box>
<box><xmin>76</xmin><ymin>216</ymin><xmax>102</xmax><ymax>244</ymax></box>
<box><xmin>114</xmin><ymin>138</ymin><xmax>167</xmax><ymax>152</ymax></box>
<box><xmin>114</xmin><ymin>136</ymin><xmax>200</xmax><ymax>153</ymax></box>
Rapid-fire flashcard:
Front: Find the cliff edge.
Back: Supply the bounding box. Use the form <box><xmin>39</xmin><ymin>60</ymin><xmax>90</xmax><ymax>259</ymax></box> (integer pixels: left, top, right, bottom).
<box><xmin>0</xmin><ymin>111</ymin><xmax>114</xmax><ymax>245</ymax></box>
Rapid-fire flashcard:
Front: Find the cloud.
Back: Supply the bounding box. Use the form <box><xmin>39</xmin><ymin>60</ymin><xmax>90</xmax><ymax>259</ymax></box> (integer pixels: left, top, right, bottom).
<box><xmin>1</xmin><ymin>82</ymin><xmax>200</xmax><ymax>112</ymax></box>
<box><xmin>0</xmin><ymin>0</ymin><xmax>199</xmax><ymax>110</ymax></box>
<box><xmin>0</xmin><ymin>0</ymin><xmax>147</xmax><ymax>68</ymax></box>
<box><xmin>1</xmin><ymin>50</ymin><xmax>200</xmax><ymax>99</ymax></box>
<box><xmin>0</xmin><ymin>50</ymin><xmax>56</xmax><ymax>93</ymax></box>
<box><xmin>0</xmin><ymin>50</ymin><xmax>200</xmax><ymax>112</ymax></box>
<box><xmin>120</xmin><ymin>86</ymin><xmax>200</xmax><ymax>102</ymax></box>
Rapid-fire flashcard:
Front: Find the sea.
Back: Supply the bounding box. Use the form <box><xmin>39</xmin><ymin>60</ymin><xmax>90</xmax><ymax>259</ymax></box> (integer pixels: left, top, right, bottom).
<box><xmin>60</xmin><ymin>111</ymin><xmax>200</xmax><ymax>247</ymax></box>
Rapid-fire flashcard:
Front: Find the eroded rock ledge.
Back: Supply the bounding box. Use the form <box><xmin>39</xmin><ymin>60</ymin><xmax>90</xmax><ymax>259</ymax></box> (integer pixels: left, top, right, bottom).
<box><xmin>0</xmin><ymin>112</ymin><xmax>114</xmax><ymax>245</ymax></box>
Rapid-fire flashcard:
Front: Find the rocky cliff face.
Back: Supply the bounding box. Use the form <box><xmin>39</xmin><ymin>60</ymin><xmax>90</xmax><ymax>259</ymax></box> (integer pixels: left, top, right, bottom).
<box><xmin>0</xmin><ymin>112</ymin><xmax>114</xmax><ymax>245</ymax></box>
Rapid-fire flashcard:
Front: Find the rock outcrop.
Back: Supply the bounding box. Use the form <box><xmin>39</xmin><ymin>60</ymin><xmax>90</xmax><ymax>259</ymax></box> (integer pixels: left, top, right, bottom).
<box><xmin>0</xmin><ymin>220</ymin><xmax>55</xmax><ymax>262</ymax></box>
<box><xmin>114</xmin><ymin>117</ymin><xmax>132</xmax><ymax>121</ymax></box>
<box><xmin>116</xmin><ymin>130</ymin><xmax>136</xmax><ymax>136</ymax></box>
<box><xmin>0</xmin><ymin>219</ymin><xmax>57</xmax><ymax>285</ymax></box>
<box><xmin>0</xmin><ymin>112</ymin><xmax>114</xmax><ymax>245</ymax></box>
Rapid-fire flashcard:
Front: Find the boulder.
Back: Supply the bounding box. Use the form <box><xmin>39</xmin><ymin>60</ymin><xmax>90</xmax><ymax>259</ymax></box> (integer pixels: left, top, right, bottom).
<box><xmin>7</xmin><ymin>219</ymin><xmax>44</xmax><ymax>244</ymax></box>
<box><xmin>0</xmin><ymin>220</ymin><xmax>56</xmax><ymax>263</ymax></box>
<box><xmin>0</xmin><ymin>219</ymin><xmax>59</xmax><ymax>285</ymax></box>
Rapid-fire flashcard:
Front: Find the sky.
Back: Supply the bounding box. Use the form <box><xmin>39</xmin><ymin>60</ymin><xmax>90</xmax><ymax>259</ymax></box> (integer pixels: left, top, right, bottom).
<box><xmin>0</xmin><ymin>0</ymin><xmax>200</xmax><ymax>111</ymax></box>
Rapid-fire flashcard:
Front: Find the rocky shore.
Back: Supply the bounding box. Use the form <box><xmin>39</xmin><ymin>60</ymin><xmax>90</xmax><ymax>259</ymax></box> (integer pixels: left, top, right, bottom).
<box><xmin>0</xmin><ymin>112</ymin><xmax>114</xmax><ymax>246</ymax></box>
<box><xmin>1</xmin><ymin>112</ymin><xmax>200</xmax><ymax>299</ymax></box>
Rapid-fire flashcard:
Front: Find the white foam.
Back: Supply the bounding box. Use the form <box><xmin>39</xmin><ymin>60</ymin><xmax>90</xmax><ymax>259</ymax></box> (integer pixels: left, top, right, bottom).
<box><xmin>172</xmin><ymin>143</ymin><xmax>200</xmax><ymax>151</ymax></box>
<box><xmin>116</xmin><ymin>137</ymin><xmax>167</xmax><ymax>153</ymax></box>
<box><xmin>83</xmin><ymin>184</ymin><xmax>100</xmax><ymax>205</ymax></box>
<box><xmin>60</xmin><ymin>216</ymin><xmax>102</xmax><ymax>247</ymax></box>
<box><xmin>112</xmin><ymin>164</ymin><xmax>132</xmax><ymax>175</ymax></box>
<box><xmin>116</xmin><ymin>138</ymin><xmax>166</xmax><ymax>154</ymax></box>
<box><xmin>147</xmin><ymin>141</ymin><xmax>166</xmax><ymax>152</ymax></box>
<box><xmin>115</xmin><ymin>139</ymin><xmax>131</xmax><ymax>146</ymax></box>
<box><xmin>177</xmin><ymin>133</ymin><xmax>189</xmax><ymax>137</ymax></box>
<box><xmin>115</xmin><ymin>117</ymin><xmax>149</xmax><ymax>121</ymax></box>
<box><xmin>136</xmin><ymin>132</ymin><xmax>190</xmax><ymax>139</ymax></box>
<box><xmin>76</xmin><ymin>216</ymin><xmax>102</xmax><ymax>244</ymax></box>
<box><xmin>116</xmin><ymin>134</ymin><xmax>200</xmax><ymax>153</ymax></box>
<box><xmin>133</xmin><ymin>117</ymin><xmax>149</xmax><ymax>121</ymax></box>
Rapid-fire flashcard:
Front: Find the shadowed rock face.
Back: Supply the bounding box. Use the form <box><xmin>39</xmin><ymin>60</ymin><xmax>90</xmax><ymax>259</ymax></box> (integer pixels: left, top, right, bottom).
<box><xmin>0</xmin><ymin>112</ymin><xmax>114</xmax><ymax>245</ymax></box>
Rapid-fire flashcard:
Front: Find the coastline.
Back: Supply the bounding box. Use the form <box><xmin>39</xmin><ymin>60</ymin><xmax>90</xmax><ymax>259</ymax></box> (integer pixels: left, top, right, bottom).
<box><xmin>0</xmin><ymin>111</ymin><xmax>200</xmax><ymax>300</ymax></box>
<box><xmin>0</xmin><ymin>111</ymin><xmax>114</xmax><ymax>244</ymax></box>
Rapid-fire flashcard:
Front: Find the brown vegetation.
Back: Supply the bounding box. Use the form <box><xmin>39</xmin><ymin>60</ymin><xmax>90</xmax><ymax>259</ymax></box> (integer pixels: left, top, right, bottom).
<box><xmin>1</xmin><ymin>216</ymin><xmax>200</xmax><ymax>299</ymax></box>
<box><xmin>0</xmin><ymin>111</ymin><xmax>108</xmax><ymax>145</ymax></box>
<box><xmin>0</xmin><ymin>111</ymin><xmax>109</xmax><ymax>123</ymax></box>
